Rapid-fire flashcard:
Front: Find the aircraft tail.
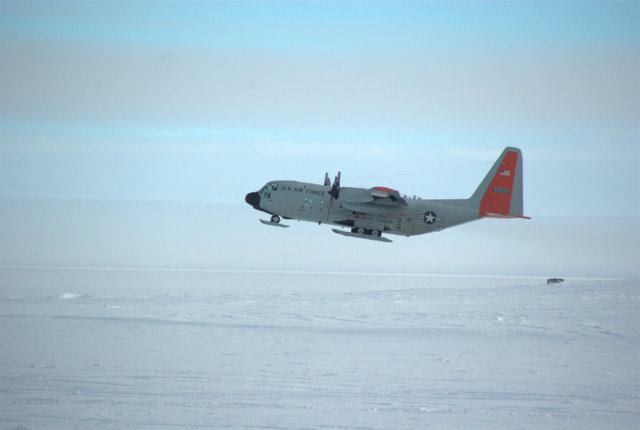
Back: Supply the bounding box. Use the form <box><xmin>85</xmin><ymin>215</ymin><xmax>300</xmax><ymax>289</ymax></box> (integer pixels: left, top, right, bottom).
<box><xmin>468</xmin><ymin>147</ymin><xmax>530</xmax><ymax>219</ymax></box>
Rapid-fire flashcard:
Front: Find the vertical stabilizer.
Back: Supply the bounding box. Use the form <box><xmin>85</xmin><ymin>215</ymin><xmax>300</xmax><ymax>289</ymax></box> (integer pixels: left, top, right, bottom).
<box><xmin>469</xmin><ymin>147</ymin><xmax>529</xmax><ymax>219</ymax></box>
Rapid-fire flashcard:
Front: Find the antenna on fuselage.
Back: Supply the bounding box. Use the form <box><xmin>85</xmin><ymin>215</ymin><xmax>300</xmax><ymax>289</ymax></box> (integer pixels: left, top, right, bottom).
<box><xmin>324</xmin><ymin>172</ymin><xmax>331</xmax><ymax>186</ymax></box>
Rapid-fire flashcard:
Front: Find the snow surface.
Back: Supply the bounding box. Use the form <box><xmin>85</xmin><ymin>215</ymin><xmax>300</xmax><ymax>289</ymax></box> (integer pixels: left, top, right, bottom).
<box><xmin>1</xmin><ymin>268</ymin><xmax>638</xmax><ymax>429</ymax></box>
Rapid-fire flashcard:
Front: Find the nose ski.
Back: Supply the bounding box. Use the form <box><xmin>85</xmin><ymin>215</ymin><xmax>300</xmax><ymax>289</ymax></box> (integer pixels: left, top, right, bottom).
<box><xmin>260</xmin><ymin>214</ymin><xmax>290</xmax><ymax>228</ymax></box>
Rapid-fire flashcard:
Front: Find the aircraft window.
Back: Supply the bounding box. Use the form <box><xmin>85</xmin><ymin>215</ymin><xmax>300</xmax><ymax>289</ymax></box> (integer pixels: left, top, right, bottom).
<box><xmin>269</xmin><ymin>183</ymin><xmax>278</xmax><ymax>191</ymax></box>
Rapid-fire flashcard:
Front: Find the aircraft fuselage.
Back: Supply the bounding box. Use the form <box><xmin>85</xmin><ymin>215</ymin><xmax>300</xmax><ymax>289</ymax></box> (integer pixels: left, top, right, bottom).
<box><xmin>245</xmin><ymin>147</ymin><xmax>528</xmax><ymax>242</ymax></box>
<box><xmin>246</xmin><ymin>180</ymin><xmax>478</xmax><ymax>237</ymax></box>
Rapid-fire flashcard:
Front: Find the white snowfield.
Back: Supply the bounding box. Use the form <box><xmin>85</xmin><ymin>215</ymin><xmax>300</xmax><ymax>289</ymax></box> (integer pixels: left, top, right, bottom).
<box><xmin>1</xmin><ymin>268</ymin><xmax>638</xmax><ymax>430</ymax></box>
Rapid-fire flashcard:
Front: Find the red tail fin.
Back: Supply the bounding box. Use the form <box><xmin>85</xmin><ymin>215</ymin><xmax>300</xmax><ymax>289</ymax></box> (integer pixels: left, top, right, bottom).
<box><xmin>471</xmin><ymin>147</ymin><xmax>530</xmax><ymax>219</ymax></box>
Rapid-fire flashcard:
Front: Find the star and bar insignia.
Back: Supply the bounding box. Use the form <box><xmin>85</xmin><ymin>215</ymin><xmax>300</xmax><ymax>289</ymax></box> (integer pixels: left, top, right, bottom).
<box><xmin>418</xmin><ymin>211</ymin><xmax>443</xmax><ymax>224</ymax></box>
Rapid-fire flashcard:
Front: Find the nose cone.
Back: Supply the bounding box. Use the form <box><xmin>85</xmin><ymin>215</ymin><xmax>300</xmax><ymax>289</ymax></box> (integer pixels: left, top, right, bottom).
<box><xmin>245</xmin><ymin>192</ymin><xmax>261</xmax><ymax>208</ymax></box>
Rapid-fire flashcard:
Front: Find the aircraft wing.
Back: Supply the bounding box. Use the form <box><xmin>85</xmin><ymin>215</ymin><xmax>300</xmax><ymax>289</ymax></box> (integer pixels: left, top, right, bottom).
<box><xmin>368</xmin><ymin>187</ymin><xmax>408</xmax><ymax>206</ymax></box>
<box><xmin>341</xmin><ymin>187</ymin><xmax>408</xmax><ymax>214</ymax></box>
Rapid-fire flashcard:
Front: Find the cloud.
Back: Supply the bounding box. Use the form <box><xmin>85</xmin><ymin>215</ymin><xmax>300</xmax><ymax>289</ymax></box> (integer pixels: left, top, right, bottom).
<box><xmin>2</xmin><ymin>39</ymin><xmax>638</xmax><ymax>140</ymax></box>
<box><xmin>1</xmin><ymin>2</ymin><xmax>637</xmax><ymax>214</ymax></box>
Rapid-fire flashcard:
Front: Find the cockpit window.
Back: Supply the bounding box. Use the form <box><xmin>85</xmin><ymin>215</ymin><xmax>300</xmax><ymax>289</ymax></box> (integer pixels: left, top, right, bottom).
<box><xmin>268</xmin><ymin>183</ymin><xmax>278</xmax><ymax>191</ymax></box>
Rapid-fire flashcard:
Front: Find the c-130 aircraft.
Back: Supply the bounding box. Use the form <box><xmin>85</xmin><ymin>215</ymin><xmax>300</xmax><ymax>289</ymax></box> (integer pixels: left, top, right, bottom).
<box><xmin>245</xmin><ymin>147</ymin><xmax>529</xmax><ymax>242</ymax></box>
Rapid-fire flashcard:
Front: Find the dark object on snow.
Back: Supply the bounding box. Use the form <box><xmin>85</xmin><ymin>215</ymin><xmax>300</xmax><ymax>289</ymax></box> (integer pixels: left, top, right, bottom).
<box><xmin>547</xmin><ymin>278</ymin><xmax>564</xmax><ymax>284</ymax></box>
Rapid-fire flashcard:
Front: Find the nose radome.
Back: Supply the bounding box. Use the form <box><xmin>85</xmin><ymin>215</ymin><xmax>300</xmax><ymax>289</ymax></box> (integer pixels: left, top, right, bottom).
<box><xmin>245</xmin><ymin>192</ymin><xmax>260</xmax><ymax>208</ymax></box>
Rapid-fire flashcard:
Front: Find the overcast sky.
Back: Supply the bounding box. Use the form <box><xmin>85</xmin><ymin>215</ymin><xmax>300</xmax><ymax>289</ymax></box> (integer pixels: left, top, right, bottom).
<box><xmin>1</xmin><ymin>2</ymin><xmax>639</xmax><ymax>276</ymax></box>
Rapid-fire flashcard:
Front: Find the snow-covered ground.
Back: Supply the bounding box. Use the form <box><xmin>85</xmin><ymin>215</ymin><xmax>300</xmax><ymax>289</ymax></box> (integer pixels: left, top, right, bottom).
<box><xmin>1</xmin><ymin>268</ymin><xmax>638</xmax><ymax>429</ymax></box>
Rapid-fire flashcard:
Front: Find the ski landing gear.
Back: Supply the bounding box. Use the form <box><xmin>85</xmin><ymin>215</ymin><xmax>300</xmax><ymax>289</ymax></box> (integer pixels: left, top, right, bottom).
<box><xmin>259</xmin><ymin>214</ymin><xmax>289</xmax><ymax>228</ymax></box>
<box><xmin>331</xmin><ymin>227</ymin><xmax>392</xmax><ymax>243</ymax></box>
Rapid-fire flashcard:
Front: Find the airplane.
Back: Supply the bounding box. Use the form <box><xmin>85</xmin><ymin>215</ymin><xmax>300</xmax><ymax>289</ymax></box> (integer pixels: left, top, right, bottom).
<box><xmin>245</xmin><ymin>147</ymin><xmax>529</xmax><ymax>242</ymax></box>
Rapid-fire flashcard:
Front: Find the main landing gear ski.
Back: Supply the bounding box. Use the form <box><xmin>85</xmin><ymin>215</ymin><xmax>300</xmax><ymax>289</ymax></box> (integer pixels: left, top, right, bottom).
<box><xmin>331</xmin><ymin>228</ymin><xmax>392</xmax><ymax>243</ymax></box>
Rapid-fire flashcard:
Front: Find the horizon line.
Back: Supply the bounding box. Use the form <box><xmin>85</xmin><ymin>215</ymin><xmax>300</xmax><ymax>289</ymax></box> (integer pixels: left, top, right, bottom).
<box><xmin>0</xmin><ymin>265</ymin><xmax>623</xmax><ymax>281</ymax></box>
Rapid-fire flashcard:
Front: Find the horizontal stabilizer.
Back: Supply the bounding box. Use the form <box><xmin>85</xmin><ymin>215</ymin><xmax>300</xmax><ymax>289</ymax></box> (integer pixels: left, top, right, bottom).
<box><xmin>483</xmin><ymin>213</ymin><xmax>531</xmax><ymax>220</ymax></box>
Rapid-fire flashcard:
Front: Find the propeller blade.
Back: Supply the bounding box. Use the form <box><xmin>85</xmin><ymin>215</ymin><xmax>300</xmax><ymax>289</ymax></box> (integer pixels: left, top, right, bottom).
<box><xmin>329</xmin><ymin>171</ymin><xmax>341</xmax><ymax>199</ymax></box>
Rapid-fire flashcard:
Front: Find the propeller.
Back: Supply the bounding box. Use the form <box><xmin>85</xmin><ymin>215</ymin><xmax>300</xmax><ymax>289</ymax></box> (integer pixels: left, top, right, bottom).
<box><xmin>329</xmin><ymin>171</ymin><xmax>341</xmax><ymax>200</ymax></box>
